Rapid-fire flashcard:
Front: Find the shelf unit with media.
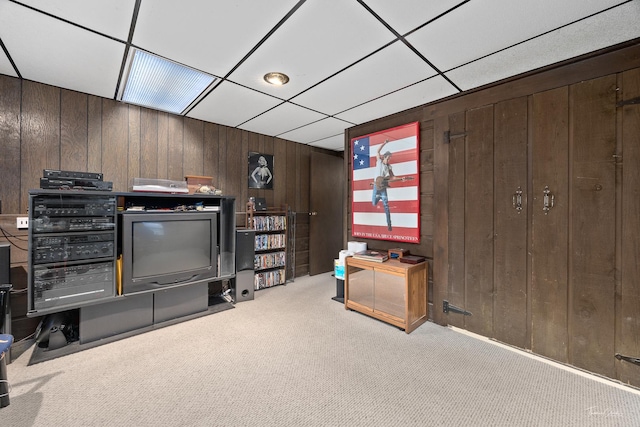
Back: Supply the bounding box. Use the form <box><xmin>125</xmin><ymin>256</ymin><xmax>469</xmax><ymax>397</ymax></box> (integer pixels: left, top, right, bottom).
<box><xmin>247</xmin><ymin>206</ymin><xmax>294</xmax><ymax>290</ymax></box>
<box><xmin>26</xmin><ymin>189</ymin><xmax>237</xmax><ymax>364</ymax></box>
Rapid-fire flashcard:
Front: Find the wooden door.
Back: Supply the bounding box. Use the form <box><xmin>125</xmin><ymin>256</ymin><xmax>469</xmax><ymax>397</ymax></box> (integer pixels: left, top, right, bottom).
<box><xmin>618</xmin><ymin>67</ymin><xmax>640</xmax><ymax>385</ymax></box>
<box><xmin>493</xmin><ymin>97</ymin><xmax>529</xmax><ymax>349</ymax></box>
<box><xmin>447</xmin><ymin>99</ymin><xmax>529</xmax><ymax>346</ymax></box>
<box><xmin>567</xmin><ymin>76</ymin><xmax>617</xmax><ymax>377</ymax></box>
<box><xmin>530</xmin><ymin>87</ymin><xmax>570</xmax><ymax>362</ymax></box>
<box><xmin>309</xmin><ymin>150</ymin><xmax>344</xmax><ymax>275</ymax></box>
<box><xmin>445</xmin><ymin>75</ymin><xmax>620</xmax><ymax>379</ymax></box>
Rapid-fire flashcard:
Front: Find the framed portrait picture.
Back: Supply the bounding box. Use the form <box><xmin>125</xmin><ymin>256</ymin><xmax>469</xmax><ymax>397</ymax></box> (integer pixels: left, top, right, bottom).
<box><xmin>351</xmin><ymin>122</ymin><xmax>420</xmax><ymax>244</ymax></box>
<box><xmin>248</xmin><ymin>152</ymin><xmax>273</xmax><ymax>189</ymax></box>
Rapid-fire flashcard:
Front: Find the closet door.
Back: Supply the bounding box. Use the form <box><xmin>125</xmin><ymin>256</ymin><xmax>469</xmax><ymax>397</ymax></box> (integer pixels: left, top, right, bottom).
<box><xmin>530</xmin><ymin>87</ymin><xmax>570</xmax><ymax>362</ymax></box>
<box><xmin>568</xmin><ymin>75</ymin><xmax>617</xmax><ymax>377</ymax></box>
<box><xmin>493</xmin><ymin>97</ymin><xmax>528</xmax><ymax>348</ymax></box>
<box><xmin>619</xmin><ymin>67</ymin><xmax>640</xmax><ymax>386</ymax></box>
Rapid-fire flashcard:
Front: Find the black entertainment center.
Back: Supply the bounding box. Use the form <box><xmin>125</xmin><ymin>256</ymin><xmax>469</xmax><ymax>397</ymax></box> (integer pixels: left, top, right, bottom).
<box><xmin>26</xmin><ymin>189</ymin><xmax>236</xmax><ymax>363</ymax></box>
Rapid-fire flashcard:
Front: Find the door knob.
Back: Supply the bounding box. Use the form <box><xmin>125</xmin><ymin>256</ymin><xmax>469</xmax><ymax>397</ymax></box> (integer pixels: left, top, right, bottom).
<box><xmin>309</xmin><ymin>211</ymin><xmax>318</xmax><ymax>216</ymax></box>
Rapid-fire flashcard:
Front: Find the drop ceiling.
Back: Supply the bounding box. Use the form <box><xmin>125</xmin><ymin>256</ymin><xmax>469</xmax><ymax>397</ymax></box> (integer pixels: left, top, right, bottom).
<box><xmin>1</xmin><ymin>0</ymin><xmax>639</xmax><ymax>152</ymax></box>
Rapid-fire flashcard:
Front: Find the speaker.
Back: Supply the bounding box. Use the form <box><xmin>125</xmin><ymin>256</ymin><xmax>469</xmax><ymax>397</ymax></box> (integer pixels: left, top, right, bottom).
<box><xmin>234</xmin><ymin>229</ymin><xmax>255</xmax><ymax>302</ymax></box>
<box><xmin>0</xmin><ymin>244</ymin><xmax>10</xmax><ymax>340</ymax></box>
<box><xmin>0</xmin><ymin>244</ymin><xmax>9</xmax><ymax>285</ymax></box>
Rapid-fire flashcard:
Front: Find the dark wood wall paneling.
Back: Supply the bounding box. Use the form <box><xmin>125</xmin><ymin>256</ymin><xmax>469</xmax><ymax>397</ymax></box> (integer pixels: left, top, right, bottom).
<box><xmin>346</xmin><ymin>40</ymin><xmax>640</xmax><ymax>386</ymax></box>
<box><xmin>0</xmin><ymin>74</ymin><xmax>329</xmax><ymax>340</ymax></box>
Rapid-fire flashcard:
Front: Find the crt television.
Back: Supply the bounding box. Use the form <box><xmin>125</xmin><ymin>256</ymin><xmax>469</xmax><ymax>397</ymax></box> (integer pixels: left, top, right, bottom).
<box><xmin>121</xmin><ymin>211</ymin><xmax>218</xmax><ymax>295</ymax></box>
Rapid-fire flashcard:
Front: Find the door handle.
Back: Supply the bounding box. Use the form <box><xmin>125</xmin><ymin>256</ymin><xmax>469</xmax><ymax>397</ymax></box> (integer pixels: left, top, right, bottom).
<box><xmin>309</xmin><ymin>211</ymin><xmax>318</xmax><ymax>216</ymax></box>
<box><xmin>543</xmin><ymin>186</ymin><xmax>555</xmax><ymax>215</ymax></box>
<box><xmin>512</xmin><ymin>187</ymin><xmax>523</xmax><ymax>214</ymax></box>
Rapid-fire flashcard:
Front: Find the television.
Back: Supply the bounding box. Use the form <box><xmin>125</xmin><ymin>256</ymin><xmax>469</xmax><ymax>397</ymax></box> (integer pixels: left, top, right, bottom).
<box><xmin>121</xmin><ymin>211</ymin><xmax>218</xmax><ymax>295</ymax></box>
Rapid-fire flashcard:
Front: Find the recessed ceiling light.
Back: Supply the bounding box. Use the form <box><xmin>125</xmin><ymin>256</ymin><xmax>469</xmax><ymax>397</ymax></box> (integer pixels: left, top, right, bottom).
<box><xmin>264</xmin><ymin>72</ymin><xmax>290</xmax><ymax>86</ymax></box>
<box><xmin>120</xmin><ymin>49</ymin><xmax>216</xmax><ymax>115</ymax></box>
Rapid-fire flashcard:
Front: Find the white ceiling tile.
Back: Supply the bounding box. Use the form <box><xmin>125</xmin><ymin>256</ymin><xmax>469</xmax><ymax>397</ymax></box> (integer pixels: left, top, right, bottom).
<box><xmin>0</xmin><ymin>50</ymin><xmax>18</xmax><ymax>78</ymax></box>
<box><xmin>336</xmin><ymin>75</ymin><xmax>458</xmax><ymax>124</ymax></box>
<box><xmin>308</xmin><ymin>134</ymin><xmax>346</xmax><ymax>151</ymax></box>
<box><xmin>228</xmin><ymin>0</ymin><xmax>396</xmax><ymax>99</ymax></box>
<box><xmin>293</xmin><ymin>41</ymin><xmax>437</xmax><ymax>115</ymax></box>
<box><xmin>407</xmin><ymin>0</ymin><xmax>628</xmax><ymax>71</ymax></box>
<box><xmin>133</xmin><ymin>0</ymin><xmax>301</xmax><ymax>78</ymax></box>
<box><xmin>0</xmin><ymin>2</ymin><xmax>125</xmax><ymax>98</ymax></box>
<box><xmin>238</xmin><ymin>102</ymin><xmax>326</xmax><ymax>137</ymax></box>
<box><xmin>364</xmin><ymin>0</ymin><xmax>464</xmax><ymax>35</ymax></box>
<box><xmin>446</xmin><ymin>3</ymin><xmax>640</xmax><ymax>91</ymax></box>
<box><xmin>187</xmin><ymin>81</ymin><xmax>283</xmax><ymax>128</ymax></box>
<box><xmin>278</xmin><ymin>117</ymin><xmax>353</xmax><ymax>144</ymax></box>
<box><xmin>18</xmin><ymin>0</ymin><xmax>136</xmax><ymax>40</ymax></box>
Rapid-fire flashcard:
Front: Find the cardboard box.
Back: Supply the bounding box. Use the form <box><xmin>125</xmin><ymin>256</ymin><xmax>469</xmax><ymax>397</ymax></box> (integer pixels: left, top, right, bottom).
<box><xmin>185</xmin><ymin>175</ymin><xmax>213</xmax><ymax>194</ymax></box>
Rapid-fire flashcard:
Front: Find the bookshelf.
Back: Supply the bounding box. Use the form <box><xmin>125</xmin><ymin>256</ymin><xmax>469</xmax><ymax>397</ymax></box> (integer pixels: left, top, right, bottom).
<box><xmin>247</xmin><ymin>206</ymin><xmax>294</xmax><ymax>290</ymax></box>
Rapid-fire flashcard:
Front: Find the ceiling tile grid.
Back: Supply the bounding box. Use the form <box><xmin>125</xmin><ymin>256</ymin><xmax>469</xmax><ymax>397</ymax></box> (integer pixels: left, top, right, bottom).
<box><xmin>0</xmin><ymin>0</ymin><xmax>638</xmax><ymax>151</ymax></box>
<box><xmin>445</xmin><ymin>1</ymin><xmax>640</xmax><ymax>91</ymax></box>
<box><xmin>18</xmin><ymin>0</ymin><xmax>136</xmax><ymax>40</ymax></box>
<box><xmin>187</xmin><ymin>81</ymin><xmax>284</xmax><ymax>128</ymax></box>
<box><xmin>291</xmin><ymin>41</ymin><xmax>439</xmax><ymax>115</ymax></box>
<box><xmin>0</xmin><ymin>0</ymin><xmax>125</xmax><ymax>98</ymax></box>
<box><xmin>132</xmin><ymin>0</ymin><xmax>302</xmax><ymax>79</ymax></box>
<box><xmin>237</xmin><ymin>101</ymin><xmax>326</xmax><ymax>137</ymax></box>
<box><xmin>227</xmin><ymin>0</ymin><xmax>397</xmax><ymax>100</ymax></box>
<box><xmin>278</xmin><ymin>116</ymin><xmax>353</xmax><ymax>144</ymax></box>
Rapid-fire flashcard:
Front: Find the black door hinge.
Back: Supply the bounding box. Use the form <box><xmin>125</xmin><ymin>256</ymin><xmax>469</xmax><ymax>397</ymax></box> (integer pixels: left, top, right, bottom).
<box><xmin>615</xmin><ymin>353</ymin><xmax>640</xmax><ymax>366</ymax></box>
<box><xmin>617</xmin><ymin>96</ymin><xmax>640</xmax><ymax>107</ymax></box>
<box><xmin>443</xmin><ymin>300</ymin><xmax>472</xmax><ymax>316</ymax></box>
<box><xmin>443</xmin><ymin>131</ymin><xmax>468</xmax><ymax>144</ymax></box>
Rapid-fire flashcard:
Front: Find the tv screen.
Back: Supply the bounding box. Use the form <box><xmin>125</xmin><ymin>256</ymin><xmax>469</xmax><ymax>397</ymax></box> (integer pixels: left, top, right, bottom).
<box><xmin>122</xmin><ymin>212</ymin><xmax>218</xmax><ymax>295</ymax></box>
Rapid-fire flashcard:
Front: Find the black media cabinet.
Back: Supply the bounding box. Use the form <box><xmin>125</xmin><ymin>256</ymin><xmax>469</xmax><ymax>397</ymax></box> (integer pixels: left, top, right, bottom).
<box><xmin>26</xmin><ymin>190</ymin><xmax>236</xmax><ymax>364</ymax></box>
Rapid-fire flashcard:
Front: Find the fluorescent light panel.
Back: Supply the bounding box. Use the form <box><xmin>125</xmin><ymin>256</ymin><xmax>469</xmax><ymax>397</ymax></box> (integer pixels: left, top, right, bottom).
<box><xmin>121</xmin><ymin>49</ymin><xmax>216</xmax><ymax>114</ymax></box>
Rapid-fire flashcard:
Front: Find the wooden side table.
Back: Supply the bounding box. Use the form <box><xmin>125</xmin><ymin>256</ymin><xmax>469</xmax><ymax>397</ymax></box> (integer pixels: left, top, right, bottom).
<box><xmin>345</xmin><ymin>257</ymin><xmax>428</xmax><ymax>333</ymax></box>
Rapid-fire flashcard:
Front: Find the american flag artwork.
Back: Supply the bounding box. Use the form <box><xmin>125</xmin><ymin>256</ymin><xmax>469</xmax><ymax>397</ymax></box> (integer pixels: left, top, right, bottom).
<box><xmin>351</xmin><ymin>122</ymin><xmax>420</xmax><ymax>243</ymax></box>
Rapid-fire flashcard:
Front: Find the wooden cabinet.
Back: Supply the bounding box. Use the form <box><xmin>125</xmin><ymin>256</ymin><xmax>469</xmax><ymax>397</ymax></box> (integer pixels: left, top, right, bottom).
<box><xmin>345</xmin><ymin>257</ymin><xmax>427</xmax><ymax>334</ymax></box>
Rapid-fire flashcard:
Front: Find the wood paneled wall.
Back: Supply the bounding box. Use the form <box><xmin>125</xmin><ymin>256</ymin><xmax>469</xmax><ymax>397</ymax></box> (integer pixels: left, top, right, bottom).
<box><xmin>0</xmin><ymin>73</ymin><xmax>335</xmax><ymax>339</ymax></box>
<box><xmin>346</xmin><ymin>40</ymin><xmax>640</xmax><ymax>386</ymax></box>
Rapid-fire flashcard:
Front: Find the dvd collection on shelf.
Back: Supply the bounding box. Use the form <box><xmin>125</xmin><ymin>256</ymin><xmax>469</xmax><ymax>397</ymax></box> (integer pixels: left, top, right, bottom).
<box><xmin>254</xmin><ymin>251</ymin><xmax>286</xmax><ymax>271</ymax></box>
<box><xmin>255</xmin><ymin>268</ymin><xmax>286</xmax><ymax>290</ymax></box>
<box><xmin>255</xmin><ymin>233</ymin><xmax>286</xmax><ymax>251</ymax></box>
<box><xmin>252</xmin><ymin>215</ymin><xmax>286</xmax><ymax>231</ymax></box>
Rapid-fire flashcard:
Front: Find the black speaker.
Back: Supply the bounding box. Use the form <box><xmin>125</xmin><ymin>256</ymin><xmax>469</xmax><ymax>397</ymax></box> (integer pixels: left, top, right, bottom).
<box><xmin>0</xmin><ymin>244</ymin><xmax>9</xmax><ymax>285</ymax></box>
<box><xmin>234</xmin><ymin>229</ymin><xmax>255</xmax><ymax>302</ymax></box>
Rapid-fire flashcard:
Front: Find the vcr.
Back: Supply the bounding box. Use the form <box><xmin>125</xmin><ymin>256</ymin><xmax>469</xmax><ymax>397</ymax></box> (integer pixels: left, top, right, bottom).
<box><xmin>33</xmin><ymin>233</ymin><xmax>114</xmax><ymax>264</ymax></box>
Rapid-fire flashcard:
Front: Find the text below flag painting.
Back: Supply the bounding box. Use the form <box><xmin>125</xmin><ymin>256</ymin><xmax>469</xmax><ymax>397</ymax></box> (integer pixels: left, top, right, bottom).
<box><xmin>351</xmin><ymin>122</ymin><xmax>420</xmax><ymax>243</ymax></box>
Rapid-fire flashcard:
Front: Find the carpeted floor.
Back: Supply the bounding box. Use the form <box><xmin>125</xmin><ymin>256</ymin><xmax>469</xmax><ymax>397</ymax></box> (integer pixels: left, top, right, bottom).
<box><xmin>2</xmin><ymin>272</ymin><xmax>640</xmax><ymax>426</ymax></box>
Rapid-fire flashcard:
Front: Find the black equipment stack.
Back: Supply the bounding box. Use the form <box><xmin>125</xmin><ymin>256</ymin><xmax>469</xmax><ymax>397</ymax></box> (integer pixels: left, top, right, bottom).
<box><xmin>40</xmin><ymin>169</ymin><xmax>113</xmax><ymax>191</ymax></box>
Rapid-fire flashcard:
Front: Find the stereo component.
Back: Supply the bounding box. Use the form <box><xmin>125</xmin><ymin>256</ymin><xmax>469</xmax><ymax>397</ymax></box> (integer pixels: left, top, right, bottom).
<box><xmin>40</xmin><ymin>177</ymin><xmax>113</xmax><ymax>191</ymax></box>
<box><xmin>33</xmin><ymin>233</ymin><xmax>114</xmax><ymax>264</ymax></box>
<box><xmin>32</xmin><ymin>261</ymin><xmax>115</xmax><ymax>310</ymax></box>
<box><xmin>43</xmin><ymin>169</ymin><xmax>103</xmax><ymax>181</ymax></box>
<box><xmin>32</xmin><ymin>217</ymin><xmax>115</xmax><ymax>233</ymax></box>
<box><xmin>32</xmin><ymin>196</ymin><xmax>116</xmax><ymax>217</ymax></box>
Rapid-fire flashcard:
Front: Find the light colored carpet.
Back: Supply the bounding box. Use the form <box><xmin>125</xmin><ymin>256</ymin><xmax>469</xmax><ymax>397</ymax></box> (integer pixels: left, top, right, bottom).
<box><xmin>2</xmin><ymin>272</ymin><xmax>640</xmax><ymax>426</ymax></box>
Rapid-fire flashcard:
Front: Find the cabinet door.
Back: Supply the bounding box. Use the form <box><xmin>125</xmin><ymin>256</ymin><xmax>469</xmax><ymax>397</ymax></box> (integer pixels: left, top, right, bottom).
<box><xmin>373</xmin><ymin>270</ymin><xmax>405</xmax><ymax>319</ymax></box>
<box><xmin>347</xmin><ymin>266</ymin><xmax>374</xmax><ymax>309</ymax></box>
<box><xmin>530</xmin><ymin>87</ymin><xmax>570</xmax><ymax>362</ymax></box>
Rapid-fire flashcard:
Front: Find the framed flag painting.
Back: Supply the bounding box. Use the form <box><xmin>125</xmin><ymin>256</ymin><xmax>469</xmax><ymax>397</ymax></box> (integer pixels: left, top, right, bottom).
<box><xmin>351</xmin><ymin>122</ymin><xmax>420</xmax><ymax>243</ymax></box>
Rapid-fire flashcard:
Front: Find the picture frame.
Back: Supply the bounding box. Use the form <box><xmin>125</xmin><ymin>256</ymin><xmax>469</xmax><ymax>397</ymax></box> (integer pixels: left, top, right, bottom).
<box><xmin>248</xmin><ymin>152</ymin><xmax>274</xmax><ymax>189</ymax></box>
<box><xmin>351</xmin><ymin>122</ymin><xmax>420</xmax><ymax>243</ymax></box>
